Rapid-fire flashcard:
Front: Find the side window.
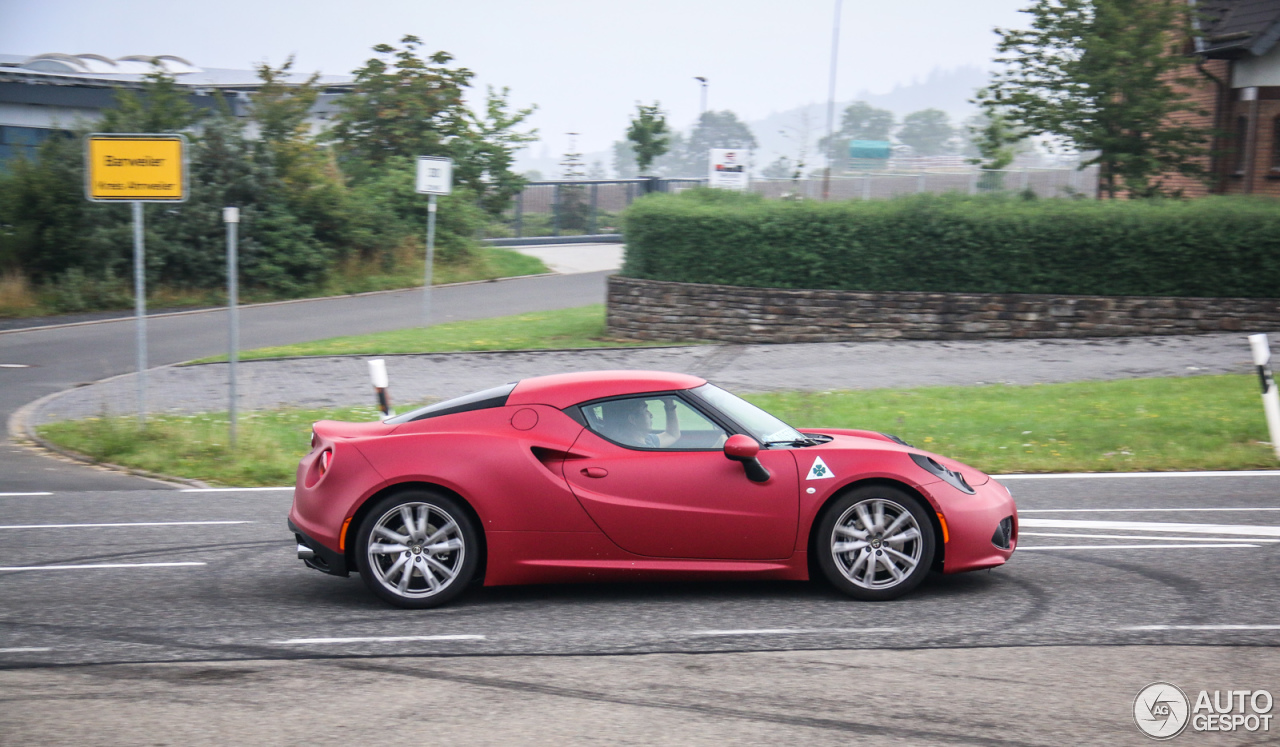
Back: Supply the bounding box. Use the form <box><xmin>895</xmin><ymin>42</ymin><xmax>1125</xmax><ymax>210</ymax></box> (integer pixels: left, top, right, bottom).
<box><xmin>581</xmin><ymin>396</ymin><xmax>728</xmax><ymax>450</ymax></box>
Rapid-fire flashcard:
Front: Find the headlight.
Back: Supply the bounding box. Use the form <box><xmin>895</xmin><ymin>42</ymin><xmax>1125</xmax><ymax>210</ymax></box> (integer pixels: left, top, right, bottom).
<box><xmin>910</xmin><ymin>453</ymin><xmax>975</xmax><ymax>494</ymax></box>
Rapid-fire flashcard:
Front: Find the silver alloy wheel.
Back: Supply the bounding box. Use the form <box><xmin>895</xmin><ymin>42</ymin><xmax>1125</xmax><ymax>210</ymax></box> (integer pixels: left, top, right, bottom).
<box><xmin>366</xmin><ymin>501</ymin><xmax>465</xmax><ymax>599</ymax></box>
<box><xmin>830</xmin><ymin>497</ymin><xmax>923</xmax><ymax>590</ymax></box>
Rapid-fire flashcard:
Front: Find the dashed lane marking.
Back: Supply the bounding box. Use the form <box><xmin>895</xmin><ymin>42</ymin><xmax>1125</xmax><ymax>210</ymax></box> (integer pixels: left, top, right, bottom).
<box><xmin>688</xmin><ymin>628</ymin><xmax>897</xmax><ymax>637</ymax></box>
<box><xmin>0</xmin><ymin>519</ymin><xmax>253</xmax><ymax>532</ymax></box>
<box><xmin>0</xmin><ymin>492</ymin><xmax>53</xmax><ymax>497</ymax></box>
<box><xmin>1121</xmin><ymin>625</ymin><xmax>1280</xmax><ymax>631</ymax></box>
<box><xmin>1018</xmin><ymin>544</ymin><xmax>1260</xmax><ymax>551</ymax></box>
<box><xmin>0</xmin><ymin>520</ymin><xmax>253</xmax><ymax>530</ymax></box>
<box><xmin>180</xmin><ymin>487</ymin><xmax>293</xmax><ymax>492</ymax></box>
<box><xmin>276</xmin><ymin>635</ymin><xmax>486</xmax><ymax>645</ymax></box>
<box><xmin>0</xmin><ymin>647</ymin><xmax>51</xmax><ymax>653</ymax></box>
<box><xmin>997</xmin><ymin>471</ymin><xmax>1280</xmax><ymax>479</ymax></box>
<box><xmin>1019</xmin><ymin>518</ymin><xmax>1280</xmax><ymax>537</ymax></box>
<box><xmin>0</xmin><ymin>562</ymin><xmax>207</xmax><ymax>571</ymax></box>
<box><xmin>1021</xmin><ymin>508</ymin><xmax>1280</xmax><ymax>513</ymax></box>
<box><xmin>1020</xmin><ymin>532</ymin><xmax>1280</xmax><ymax>543</ymax></box>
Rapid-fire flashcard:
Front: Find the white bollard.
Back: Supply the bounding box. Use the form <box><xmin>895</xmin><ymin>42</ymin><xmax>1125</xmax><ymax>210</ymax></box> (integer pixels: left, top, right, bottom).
<box><xmin>1248</xmin><ymin>334</ymin><xmax>1280</xmax><ymax>460</ymax></box>
<box><xmin>368</xmin><ymin>359</ymin><xmax>393</xmax><ymax>420</ymax></box>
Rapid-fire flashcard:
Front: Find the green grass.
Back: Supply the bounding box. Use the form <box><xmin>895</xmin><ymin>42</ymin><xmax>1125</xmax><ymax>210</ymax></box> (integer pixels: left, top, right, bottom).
<box><xmin>751</xmin><ymin>375</ymin><xmax>1275</xmax><ymax>474</ymax></box>
<box><xmin>36</xmin><ymin>374</ymin><xmax>1278</xmax><ymax>487</ymax></box>
<box><xmin>0</xmin><ymin>247</ymin><xmax>548</xmax><ymax>319</ymax></box>
<box><xmin>191</xmin><ymin>305</ymin><xmax>669</xmax><ymax>362</ymax></box>
<box><xmin>37</xmin><ymin>404</ymin><xmax>387</xmax><ymax>487</ymax></box>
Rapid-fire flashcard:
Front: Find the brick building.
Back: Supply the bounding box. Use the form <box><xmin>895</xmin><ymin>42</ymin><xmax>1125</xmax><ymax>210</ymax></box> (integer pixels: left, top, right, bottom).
<box><xmin>1166</xmin><ymin>0</ymin><xmax>1280</xmax><ymax>197</ymax></box>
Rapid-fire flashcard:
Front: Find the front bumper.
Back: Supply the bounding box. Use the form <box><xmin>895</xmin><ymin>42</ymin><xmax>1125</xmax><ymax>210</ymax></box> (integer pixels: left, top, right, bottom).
<box><xmin>936</xmin><ymin>478</ymin><xmax>1017</xmax><ymax>574</ymax></box>
<box><xmin>289</xmin><ymin>518</ymin><xmax>349</xmax><ymax>577</ymax></box>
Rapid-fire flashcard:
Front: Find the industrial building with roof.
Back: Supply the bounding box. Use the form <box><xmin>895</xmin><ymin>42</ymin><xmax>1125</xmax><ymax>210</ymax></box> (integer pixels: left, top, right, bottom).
<box><xmin>0</xmin><ymin>52</ymin><xmax>354</xmax><ymax>162</ymax></box>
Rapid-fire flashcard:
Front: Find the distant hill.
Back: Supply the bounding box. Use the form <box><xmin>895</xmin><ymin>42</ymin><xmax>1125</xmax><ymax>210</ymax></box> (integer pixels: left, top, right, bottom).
<box><xmin>751</xmin><ymin>65</ymin><xmax>991</xmax><ymax>169</ymax></box>
<box><xmin>515</xmin><ymin>65</ymin><xmax>992</xmax><ymax>178</ymax></box>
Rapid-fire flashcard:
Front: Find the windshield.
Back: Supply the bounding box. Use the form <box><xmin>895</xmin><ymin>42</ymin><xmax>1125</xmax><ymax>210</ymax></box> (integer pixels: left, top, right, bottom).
<box><xmin>691</xmin><ymin>384</ymin><xmax>805</xmax><ymax>445</ymax></box>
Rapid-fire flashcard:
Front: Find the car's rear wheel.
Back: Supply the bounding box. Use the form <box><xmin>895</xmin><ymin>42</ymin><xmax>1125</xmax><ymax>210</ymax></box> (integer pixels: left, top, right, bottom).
<box><xmin>354</xmin><ymin>490</ymin><xmax>478</xmax><ymax>609</ymax></box>
<box><xmin>816</xmin><ymin>485</ymin><xmax>935</xmax><ymax>601</ymax></box>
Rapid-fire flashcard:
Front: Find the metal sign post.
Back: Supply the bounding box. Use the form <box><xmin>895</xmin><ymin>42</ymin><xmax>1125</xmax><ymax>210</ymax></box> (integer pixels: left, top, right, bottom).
<box><xmin>85</xmin><ymin>133</ymin><xmax>187</xmax><ymax>424</ymax></box>
<box><xmin>224</xmin><ymin>207</ymin><xmax>240</xmax><ymax>447</ymax></box>
<box><xmin>415</xmin><ymin>156</ymin><xmax>453</xmax><ymax>327</ymax></box>
<box><xmin>1249</xmin><ymin>334</ymin><xmax>1280</xmax><ymax>460</ymax></box>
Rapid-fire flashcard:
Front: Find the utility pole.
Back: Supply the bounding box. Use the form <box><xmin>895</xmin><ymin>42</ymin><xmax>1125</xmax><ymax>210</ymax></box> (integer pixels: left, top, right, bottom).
<box><xmin>822</xmin><ymin>0</ymin><xmax>843</xmax><ymax>201</ymax></box>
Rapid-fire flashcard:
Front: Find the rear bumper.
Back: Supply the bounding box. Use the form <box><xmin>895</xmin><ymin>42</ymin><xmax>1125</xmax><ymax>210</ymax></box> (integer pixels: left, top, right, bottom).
<box><xmin>289</xmin><ymin>518</ymin><xmax>349</xmax><ymax>577</ymax></box>
<box><xmin>937</xmin><ymin>478</ymin><xmax>1017</xmax><ymax>574</ymax></box>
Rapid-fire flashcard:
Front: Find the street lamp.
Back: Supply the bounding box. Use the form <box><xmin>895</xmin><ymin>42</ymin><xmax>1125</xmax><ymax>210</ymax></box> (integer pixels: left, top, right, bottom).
<box><xmin>822</xmin><ymin>0</ymin><xmax>843</xmax><ymax>201</ymax></box>
<box><xmin>694</xmin><ymin>76</ymin><xmax>708</xmax><ymax>117</ymax></box>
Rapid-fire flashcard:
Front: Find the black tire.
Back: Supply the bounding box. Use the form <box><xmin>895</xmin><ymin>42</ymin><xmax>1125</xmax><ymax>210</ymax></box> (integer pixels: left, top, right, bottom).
<box><xmin>815</xmin><ymin>484</ymin><xmax>936</xmax><ymax>601</ymax></box>
<box><xmin>353</xmin><ymin>489</ymin><xmax>479</xmax><ymax>609</ymax></box>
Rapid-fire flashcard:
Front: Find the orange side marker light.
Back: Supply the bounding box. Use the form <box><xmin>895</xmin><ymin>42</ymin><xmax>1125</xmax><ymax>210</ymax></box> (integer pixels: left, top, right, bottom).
<box><xmin>339</xmin><ymin>517</ymin><xmax>352</xmax><ymax>551</ymax></box>
<box><xmin>936</xmin><ymin>512</ymin><xmax>950</xmax><ymax>544</ymax></box>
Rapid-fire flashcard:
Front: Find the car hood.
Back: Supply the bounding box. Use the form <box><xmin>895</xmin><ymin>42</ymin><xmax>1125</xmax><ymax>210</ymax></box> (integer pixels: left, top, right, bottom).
<box><xmin>807</xmin><ymin>428</ymin><xmax>990</xmax><ymax>487</ymax></box>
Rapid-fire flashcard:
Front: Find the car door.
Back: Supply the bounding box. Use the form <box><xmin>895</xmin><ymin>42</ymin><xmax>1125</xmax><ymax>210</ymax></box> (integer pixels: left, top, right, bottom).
<box><xmin>564</xmin><ymin>394</ymin><xmax>799</xmax><ymax>560</ymax></box>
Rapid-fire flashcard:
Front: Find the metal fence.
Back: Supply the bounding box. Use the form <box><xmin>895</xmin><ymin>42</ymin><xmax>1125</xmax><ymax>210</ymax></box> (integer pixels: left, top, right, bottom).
<box><xmin>484</xmin><ymin>167</ymin><xmax>1099</xmax><ymax>240</ymax></box>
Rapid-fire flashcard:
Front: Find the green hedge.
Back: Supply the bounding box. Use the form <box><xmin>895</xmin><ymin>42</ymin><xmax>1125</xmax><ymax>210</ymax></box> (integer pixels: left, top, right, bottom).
<box><xmin>621</xmin><ymin>190</ymin><xmax>1280</xmax><ymax>297</ymax></box>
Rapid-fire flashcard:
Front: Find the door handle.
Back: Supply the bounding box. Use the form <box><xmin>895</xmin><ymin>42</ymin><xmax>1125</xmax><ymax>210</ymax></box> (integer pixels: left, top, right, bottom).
<box><xmin>580</xmin><ymin>467</ymin><xmax>609</xmax><ymax>478</ymax></box>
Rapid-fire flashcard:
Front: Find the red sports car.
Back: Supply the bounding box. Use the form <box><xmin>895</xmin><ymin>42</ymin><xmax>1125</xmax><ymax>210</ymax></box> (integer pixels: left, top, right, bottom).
<box><xmin>290</xmin><ymin>371</ymin><xmax>1017</xmax><ymax>608</ymax></box>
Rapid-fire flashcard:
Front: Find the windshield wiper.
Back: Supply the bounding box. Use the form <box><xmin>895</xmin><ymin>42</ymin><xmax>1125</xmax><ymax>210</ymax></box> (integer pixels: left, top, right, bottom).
<box><xmin>764</xmin><ymin>437</ymin><xmax>819</xmax><ymax>447</ymax></box>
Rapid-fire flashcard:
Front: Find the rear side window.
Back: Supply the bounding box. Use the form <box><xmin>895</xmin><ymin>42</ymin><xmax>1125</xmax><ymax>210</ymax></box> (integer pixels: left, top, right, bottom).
<box><xmin>386</xmin><ymin>383</ymin><xmax>516</xmax><ymax>424</ymax></box>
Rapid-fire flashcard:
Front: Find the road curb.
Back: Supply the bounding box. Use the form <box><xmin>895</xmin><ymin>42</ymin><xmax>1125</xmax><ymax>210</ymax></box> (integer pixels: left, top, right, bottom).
<box><xmin>178</xmin><ymin>342</ymin><xmax>708</xmax><ymax>366</ymax></box>
<box><xmin>7</xmin><ymin>371</ymin><xmax>209</xmax><ymax>489</ymax></box>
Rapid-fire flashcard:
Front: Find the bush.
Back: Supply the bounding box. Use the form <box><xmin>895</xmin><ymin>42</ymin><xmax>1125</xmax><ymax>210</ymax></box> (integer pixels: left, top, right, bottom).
<box><xmin>621</xmin><ymin>191</ymin><xmax>1280</xmax><ymax>298</ymax></box>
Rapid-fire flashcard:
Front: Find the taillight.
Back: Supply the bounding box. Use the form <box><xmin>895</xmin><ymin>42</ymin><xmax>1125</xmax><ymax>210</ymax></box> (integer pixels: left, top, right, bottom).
<box><xmin>319</xmin><ymin>449</ymin><xmax>333</xmax><ymax>475</ymax></box>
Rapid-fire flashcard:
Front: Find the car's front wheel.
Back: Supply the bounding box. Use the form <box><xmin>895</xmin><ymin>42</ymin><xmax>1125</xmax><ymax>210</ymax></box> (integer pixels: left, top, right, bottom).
<box><xmin>816</xmin><ymin>485</ymin><xmax>935</xmax><ymax>601</ymax></box>
<box><xmin>354</xmin><ymin>490</ymin><xmax>479</xmax><ymax>609</ymax></box>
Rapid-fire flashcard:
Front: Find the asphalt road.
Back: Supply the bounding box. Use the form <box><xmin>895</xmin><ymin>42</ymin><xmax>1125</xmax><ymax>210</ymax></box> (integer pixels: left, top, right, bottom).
<box><xmin>1</xmin><ymin>473</ymin><xmax>1277</xmax><ymax>743</ymax></box>
<box><xmin>0</xmin><ymin>271</ymin><xmax>611</xmax><ymax>492</ymax></box>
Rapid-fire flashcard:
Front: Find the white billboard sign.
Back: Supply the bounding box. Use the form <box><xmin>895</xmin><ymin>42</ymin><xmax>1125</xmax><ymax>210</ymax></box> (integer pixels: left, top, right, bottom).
<box><xmin>415</xmin><ymin>155</ymin><xmax>453</xmax><ymax>195</ymax></box>
<box><xmin>708</xmin><ymin>149</ymin><xmax>749</xmax><ymax>191</ymax></box>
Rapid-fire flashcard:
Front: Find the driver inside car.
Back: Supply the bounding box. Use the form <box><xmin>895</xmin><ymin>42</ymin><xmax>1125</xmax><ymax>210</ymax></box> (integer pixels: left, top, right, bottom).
<box><xmin>601</xmin><ymin>397</ymin><xmax>681</xmax><ymax>448</ymax></box>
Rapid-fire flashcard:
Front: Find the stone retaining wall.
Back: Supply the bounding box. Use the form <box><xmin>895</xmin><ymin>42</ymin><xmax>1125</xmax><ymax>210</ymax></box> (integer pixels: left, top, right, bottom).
<box><xmin>606</xmin><ymin>276</ymin><xmax>1280</xmax><ymax>343</ymax></box>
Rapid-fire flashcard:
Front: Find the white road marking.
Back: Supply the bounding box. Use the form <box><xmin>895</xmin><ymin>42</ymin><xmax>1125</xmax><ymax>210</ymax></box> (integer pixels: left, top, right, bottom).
<box><xmin>0</xmin><ymin>647</ymin><xmax>51</xmax><ymax>653</ymax></box>
<box><xmin>0</xmin><ymin>492</ymin><xmax>53</xmax><ymax>497</ymax></box>
<box><xmin>0</xmin><ymin>562</ymin><xmax>206</xmax><ymax>571</ymax></box>
<box><xmin>276</xmin><ymin>635</ymin><xmax>485</xmax><ymax>645</ymax></box>
<box><xmin>1020</xmin><ymin>518</ymin><xmax>1280</xmax><ymax>537</ymax></box>
<box><xmin>1021</xmin><ymin>508</ymin><xmax>1280</xmax><ymax>513</ymax></box>
<box><xmin>1121</xmin><ymin>625</ymin><xmax>1280</xmax><ymax>631</ymax></box>
<box><xmin>688</xmin><ymin>628</ymin><xmax>896</xmax><ymax>637</ymax></box>
<box><xmin>0</xmin><ymin>521</ymin><xmax>253</xmax><ymax>530</ymax></box>
<box><xmin>0</xmin><ymin>364</ymin><xmax>31</xmax><ymax>368</ymax></box>
<box><xmin>180</xmin><ymin>487</ymin><xmax>293</xmax><ymax>492</ymax></box>
<box><xmin>1020</xmin><ymin>532</ymin><xmax>1280</xmax><ymax>543</ymax></box>
<box><xmin>1019</xmin><ymin>544</ymin><xmax>1260</xmax><ymax>551</ymax></box>
<box><xmin>996</xmin><ymin>470</ymin><xmax>1280</xmax><ymax>479</ymax></box>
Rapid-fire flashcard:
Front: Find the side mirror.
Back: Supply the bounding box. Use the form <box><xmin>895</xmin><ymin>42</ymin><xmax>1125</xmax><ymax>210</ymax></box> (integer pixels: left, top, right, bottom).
<box><xmin>724</xmin><ymin>434</ymin><xmax>770</xmax><ymax>483</ymax></box>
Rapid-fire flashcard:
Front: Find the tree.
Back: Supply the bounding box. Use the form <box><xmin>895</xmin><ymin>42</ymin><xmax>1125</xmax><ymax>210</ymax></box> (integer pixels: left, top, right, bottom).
<box><xmin>668</xmin><ymin>110</ymin><xmax>758</xmax><ymax>176</ymax></box>
<box><xmin>839</xmin><ymin>101</ymin><xmax>895</xmax><ymax>142</ymax></box>
<box><xmin>327</xmin><ymin>36</ymin><xmax>536</xmax><ymax>211</ymax></box>
<box><xmin>964</xmin><ymin>110</ymin><xmax>1030</xmax><ymax>191</ymax></box>
<box><xmin>626</xmin><ymin>102</ymin><xmax>670</xmax><ymax>174</ymax></box>
<box><xmin>898</xmin><ymin>108</ymin><xmax>954</xmax><ymax>155</ymax></box>
<box><xmin>819</xmin><ymin>101</ymin><xmax>893</xmax><ymax>172</ymax></box>
<box><xmin>98</xmin><ymin>67</ymin><xmax>200</xmax><ymax>134</ymax></box>
<box><xmin>977</xmin><ymin>0</ymin><xmax>1209</xmax><ymax>198</ymax></box>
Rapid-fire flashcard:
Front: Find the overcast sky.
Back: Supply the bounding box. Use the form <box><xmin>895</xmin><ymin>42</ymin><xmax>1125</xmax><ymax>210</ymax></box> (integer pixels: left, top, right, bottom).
<box><xmin>1</xmin><ymin>0</ymin><xmax>1028</xmax><ymax>158</ymax></box>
